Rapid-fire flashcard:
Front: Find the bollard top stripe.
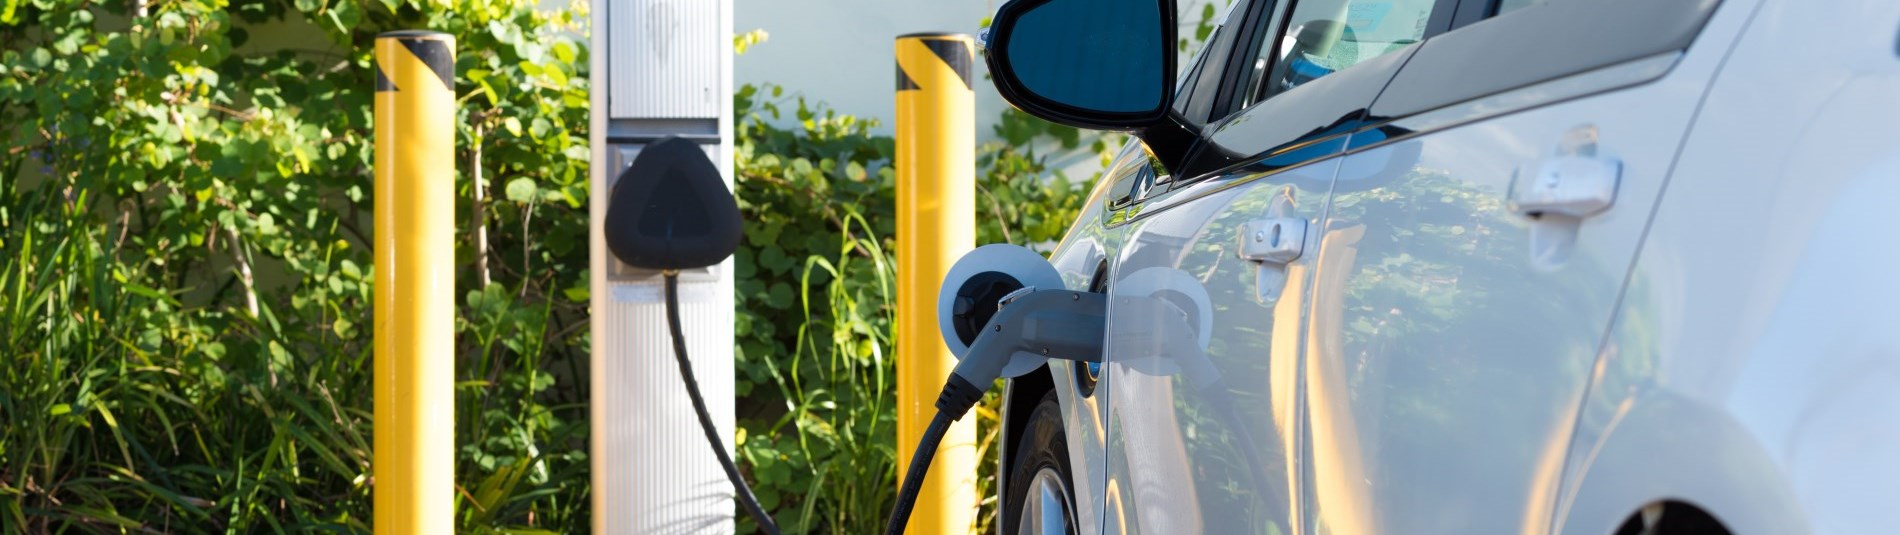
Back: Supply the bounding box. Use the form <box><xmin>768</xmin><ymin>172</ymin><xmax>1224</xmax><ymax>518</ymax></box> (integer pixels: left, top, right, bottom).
<box><xmin>375</xmin><ymin>35</ymin><xmax>454</xmax><ymax>93</ymax></box>
<box><xmin>894</xmin><ymin>37</ymin><xmax>973</xmax><ymax>92</ymax></box>
<box><xmin>897</xmin><ymin>64</ymin><xmax>921</xmax><ymax>92</ymax></box>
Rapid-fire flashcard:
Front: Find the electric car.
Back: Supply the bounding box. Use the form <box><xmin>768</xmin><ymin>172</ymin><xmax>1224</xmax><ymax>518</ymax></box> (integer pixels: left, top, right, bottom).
<box><xmin>984</xmin><ymin>0</ymin><xmax>1900</xmax><ymax>533</ymax></box>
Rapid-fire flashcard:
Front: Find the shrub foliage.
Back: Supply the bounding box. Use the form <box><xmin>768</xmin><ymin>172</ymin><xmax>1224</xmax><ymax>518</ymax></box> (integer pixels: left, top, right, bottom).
<box><xmin>1</xmin><ymin>0</ymin><xmax>590</xmax><ymax>532</ymax></box>
<box><xmin>727</xmin><ymin>83</ymin><xmax>1097</xmax><ymax>534</ymax></box>
<box><xmin>0</xmin><ymin>1</ymin><xmax>1100</xmax><ymax>533</ymax></box>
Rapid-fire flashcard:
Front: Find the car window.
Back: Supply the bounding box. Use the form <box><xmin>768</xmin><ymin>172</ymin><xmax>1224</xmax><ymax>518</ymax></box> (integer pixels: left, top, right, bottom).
<box><xmin>1492</xmin><ymin>0</ymin><xmax>1549</xmax><ymax>16</ymax></box>
<box><xmin>1241</xmin><ymin>0</ymin><xmax>1451</xmax><ymax>106</ymax></box>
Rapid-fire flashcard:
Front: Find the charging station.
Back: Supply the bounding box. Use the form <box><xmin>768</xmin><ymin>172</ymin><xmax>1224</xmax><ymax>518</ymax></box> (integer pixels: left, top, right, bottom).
<box><xmin>581</xmin><ymin>5</ymin><xmax>1114</xmax><ymax>534</ymax></box>
<box><xmin>587</xmin><ymin>0</ymin><xmax>738</xmax><ymax>532</ymax></box>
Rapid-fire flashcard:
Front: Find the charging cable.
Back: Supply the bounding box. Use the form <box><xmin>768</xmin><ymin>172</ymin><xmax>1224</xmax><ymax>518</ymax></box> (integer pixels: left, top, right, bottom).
<box><xmin>662</xmin><ymin>271</ymin><xmax>782</xmax><ymax>535</ymax></box>
<box><xmin>604</xmin><ymin>136</ymin><xmax>778</xmax><ymax>533</ymax></box>
<box><xmin>883</xmin><ymin>287</ymin><xmax>1106</xmax><ymax>535</ymax></box>
<box><xmin>662</xmin><ymin>274</ymin><xmax>1104</xmax><ymax>535</ymax></box>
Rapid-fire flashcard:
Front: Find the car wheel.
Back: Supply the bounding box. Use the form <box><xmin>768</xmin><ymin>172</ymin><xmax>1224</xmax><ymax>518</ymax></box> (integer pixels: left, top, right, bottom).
<box><xmin>1004</xmin><ymin>390</ymin><xmax>1077</xmax><ymax>535</ymax></box>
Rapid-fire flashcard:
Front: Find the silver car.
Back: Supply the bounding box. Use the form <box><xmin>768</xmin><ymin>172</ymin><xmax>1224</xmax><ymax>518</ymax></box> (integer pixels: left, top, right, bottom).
<box><xmin>983</xmin><ymin>0</ymin><xmax>1900</xmax><ymax>533</ymax></box>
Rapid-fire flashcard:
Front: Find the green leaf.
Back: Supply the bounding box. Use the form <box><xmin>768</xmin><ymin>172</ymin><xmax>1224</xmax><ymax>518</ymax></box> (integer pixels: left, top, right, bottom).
<box><xmin>542</xmin><ymin>64</ymin><xmax>568</xmax><ymax>87</ymax></box>
<box><xmin>764</xmin><ymin>282</ymin><xmax>793</xmax><ymax>309</ymax></box>
<box><xmin>505</xmin><ymin>177</ymin><xmax>537</xmax><ymax>202</ymax></box>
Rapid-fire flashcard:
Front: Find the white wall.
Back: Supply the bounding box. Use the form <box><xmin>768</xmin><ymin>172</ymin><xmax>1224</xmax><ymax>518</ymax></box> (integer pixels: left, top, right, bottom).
<box><xmin>731</xmin><ymin>0</ymin><xmax>1229</xmax><ymax>184</ymax></box>
<box><xmin>734</xmin><ymin>0</ymin><xmax>1008</xmax><ymax>138</ymax></box>
<box><xmin>733</xmin><ymin>0</ymin><xmax>1225</xmax><ymax>138</ymax></box>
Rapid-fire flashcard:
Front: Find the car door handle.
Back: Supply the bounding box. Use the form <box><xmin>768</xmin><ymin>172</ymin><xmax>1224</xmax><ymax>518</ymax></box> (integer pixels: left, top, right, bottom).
<box><xmin>1509</xmin><ymin>153</ymin><xmax>1621</xmax><ymax>269</ymax></box>
<box><xmin>1237</xmin><ymin>218</ymin><xmax>1306</xmax><ymax>264</ymax></box>
<box><xmin>1237</xmin><ymin>217</ymin><xmax>1305</xmax><ymax>303</ymax></box>
<box><xmin>1509</xmin><ymin>155</ymin><xmax>1619</xmax><ymax>219</ymax></box>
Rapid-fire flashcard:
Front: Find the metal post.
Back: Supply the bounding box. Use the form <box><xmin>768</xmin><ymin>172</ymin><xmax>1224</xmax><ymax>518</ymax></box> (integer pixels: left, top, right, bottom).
<box><xmin>372</xmin><ymin>30</ymin><xmax>455</xmax><ymax>535</ymax></box>
<box><xmin>895</xmin><ymin>32</ymin><xmax>978</xmax><ymax>535</ymax></box>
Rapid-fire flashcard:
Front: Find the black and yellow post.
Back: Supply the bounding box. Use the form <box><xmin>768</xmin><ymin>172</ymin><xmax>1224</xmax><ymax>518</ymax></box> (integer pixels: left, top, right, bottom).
<box><xmin>372</xmin><ymin>30</ymin><xmax>454</xmax><ymax>535</ymax></box>
<box><xmin>895</xmin><ymin>32</ymin><xmax>977</xmax><ymax>534</ymax></box>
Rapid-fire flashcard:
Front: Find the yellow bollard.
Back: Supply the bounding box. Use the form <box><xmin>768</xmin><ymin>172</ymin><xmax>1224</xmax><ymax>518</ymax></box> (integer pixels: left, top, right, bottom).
<box><xmin>372</xmin><ymin>30</ymin><xmax>455</xmax><ymax>535</ymax></box>
<box><xmin>895</xmin><ymin>32</ymin><xmax>978</xmax><ymax>534</ymax></box>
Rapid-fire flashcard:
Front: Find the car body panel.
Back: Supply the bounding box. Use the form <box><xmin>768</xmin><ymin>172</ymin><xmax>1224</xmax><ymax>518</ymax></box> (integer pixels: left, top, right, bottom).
<box><xmin>1372</xmin><ymin>0</ymin><xmax>1722</xmax><ymax>119</ymax></box>
<box><xmin>1004</xmin><ymin>0</ymin><xmax>1900</xmax><ymax>533</ymax></box>
<box><xmin>1304</xmin><ymin>81</ymin><xmax>1703</xmax><ymax>534</ymax></box>
<box><xmin>1298</xmin><ymin>3</ymin><xmax>1756</xmax><ymax>528</ymax></box>
<box><xmin>1557</xmin><ymin>0</ymin><xmax>1900</xmax><ymax>533</ymax></box>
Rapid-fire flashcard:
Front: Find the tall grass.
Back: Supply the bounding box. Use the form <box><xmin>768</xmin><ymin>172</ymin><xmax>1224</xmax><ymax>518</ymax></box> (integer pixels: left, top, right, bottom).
<box><xmin>0</xmin><ymin>0</ymin><xmax>594</xmax><ymax>530</ymax></box>
<box><xmin>0</xmin><ymin>160</ymin><xmax>587</xmax><ymax>533</ymax></box>
<box><xmin>727</xmin><ymin>87</ymin><xmax>1091</xmax><ymax>533</ymax></box>
<box><xmin>0</xmin><ymin>162</ymin><xmax>382</xmax><ymax>533</ymax></box>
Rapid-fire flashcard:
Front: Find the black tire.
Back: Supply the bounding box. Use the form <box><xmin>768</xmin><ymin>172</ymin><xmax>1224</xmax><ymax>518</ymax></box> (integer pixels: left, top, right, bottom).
<box><xmin>1002</xmin><ymin>390</ymin><xmax>1076</xmax><ymax>535</ymax></box>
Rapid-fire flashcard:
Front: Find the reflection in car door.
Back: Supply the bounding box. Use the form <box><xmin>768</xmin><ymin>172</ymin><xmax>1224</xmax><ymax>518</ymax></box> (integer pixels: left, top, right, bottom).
<box><xmin>1098</xmin><ymin>0</ymin><xmax>1452</xmax><ymax>530</ymax></box>
<box><xmin>1094</xmin><ymin>43</ymin><xmax>1422</xmax><ymax>535</ymax></box>
<box><xmin>1303</xmin><ymin>2</ymin><xmax>1731</xmax><ymax>533</ymax></box>
<box><xmin>1103</xmin><ymin>146</ymin><xmax>1335</xmax><ymax>535</ymax></box>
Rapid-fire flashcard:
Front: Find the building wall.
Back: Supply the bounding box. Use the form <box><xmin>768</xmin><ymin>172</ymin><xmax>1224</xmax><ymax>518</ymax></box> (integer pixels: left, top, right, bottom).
<box><xmin>734</xmin><ymin>0</ymin><xmax>1225</xmax><ymax>141</ymax></box>
<box><xmin>732</xmin><ymin>0</ymin><xmax>1227</xmax><ymax>190</ymax></box>
<box><xmin>734</xmin><ymin>0</ymin><xmax>1008</xmax><ymax>137</ymax></box>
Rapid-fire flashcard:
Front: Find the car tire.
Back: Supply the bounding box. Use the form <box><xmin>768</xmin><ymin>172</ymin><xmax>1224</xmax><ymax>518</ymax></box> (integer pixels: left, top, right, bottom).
<box><xmin>1003</xmin><ymin>390</ymin><xmax>1077</xmax><ymax>535</ymax></box>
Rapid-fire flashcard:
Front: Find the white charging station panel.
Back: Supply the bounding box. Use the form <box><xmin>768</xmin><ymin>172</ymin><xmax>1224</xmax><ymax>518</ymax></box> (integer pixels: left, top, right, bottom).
<box><xmin>608</xmin><ymin>0</ymin><xmax>722</xmax><ymax>119</ymax></box>
<box><xmin>591</xmin><ymin>0</ymin><xmax>737</xmax><ymax>533</ymax></box>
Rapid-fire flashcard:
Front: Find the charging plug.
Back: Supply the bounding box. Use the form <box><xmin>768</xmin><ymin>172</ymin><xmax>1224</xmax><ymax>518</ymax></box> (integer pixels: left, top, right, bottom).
<box><xmin>937</xmin><ymin>288</ymin><xmax>1106</xmax><ymax>417</ymax></box>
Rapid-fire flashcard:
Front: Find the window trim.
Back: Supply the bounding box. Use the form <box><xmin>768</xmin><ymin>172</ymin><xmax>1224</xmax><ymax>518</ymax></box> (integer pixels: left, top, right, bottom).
<box><xmin>1175</xmin><ymin>0</ymin><xmax>1275</xmax><ymax>125</ymax></box>
<box><xmin>1431</xmin><ymin>0</ymin><xmax>1472</xmax><ymax>34</ymax></box>
<box><xmin>1205</xmin><ymin>0</ymin><xmax>1288</xmax><ymax>120</ymax></box>
<box><xmin>1449</xmin><ymin>0</ymin><xmax>1495</xmax><ymax>30</ymax></box>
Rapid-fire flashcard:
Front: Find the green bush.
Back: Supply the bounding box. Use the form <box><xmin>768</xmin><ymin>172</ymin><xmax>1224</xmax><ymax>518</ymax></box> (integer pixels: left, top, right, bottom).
<box><xmin>1</xmin><ymin>0</ymin><xmax>590</xmax><ymax>532</ymax></box>
<box><xmin>727</xmin><ymin>84</ymin><xmax>1099</xmax><ymax>534</ymax></box>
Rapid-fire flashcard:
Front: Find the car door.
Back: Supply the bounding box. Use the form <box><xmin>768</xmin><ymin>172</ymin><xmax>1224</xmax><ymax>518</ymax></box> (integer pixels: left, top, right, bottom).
<box><xmin>1099</xmin><ymin>1</ymin><xmax>1457</xmax><ymax>533</ymax></box>
<box><xmin>1302</xmin><ymin>1</ymin><xmax>1731</xmax><ymax>533</ymax></box>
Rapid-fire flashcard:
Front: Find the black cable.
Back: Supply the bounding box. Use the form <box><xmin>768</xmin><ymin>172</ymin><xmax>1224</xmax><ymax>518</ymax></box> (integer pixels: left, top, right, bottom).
<box><xmin>884</xmin><ymin>373</ymin><xmax>986</xmax><ymax>535</ymax></box>
<box><xmin>663</xmin><ymin>273</ymin><xmax>781</xmax><ymax>535</ymax></box>
<box><xmin>883</xmin><ymin>411</ymin><xmax>956</xmax><ymax>535</ymax></box>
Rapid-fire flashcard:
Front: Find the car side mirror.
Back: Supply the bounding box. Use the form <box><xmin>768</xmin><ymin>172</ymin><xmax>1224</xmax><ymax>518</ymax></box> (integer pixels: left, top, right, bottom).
<box><xmin>984</xmin><ymin>0</ymin><xmax>1177</xmax><ymax>130</ymax></box>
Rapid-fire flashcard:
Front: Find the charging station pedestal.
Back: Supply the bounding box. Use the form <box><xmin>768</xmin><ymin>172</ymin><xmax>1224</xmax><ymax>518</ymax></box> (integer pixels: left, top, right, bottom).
<box><xmin>589</xmin><ymin>1</ymin><xmax>737</xmax><ymax>532</ymax></box>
